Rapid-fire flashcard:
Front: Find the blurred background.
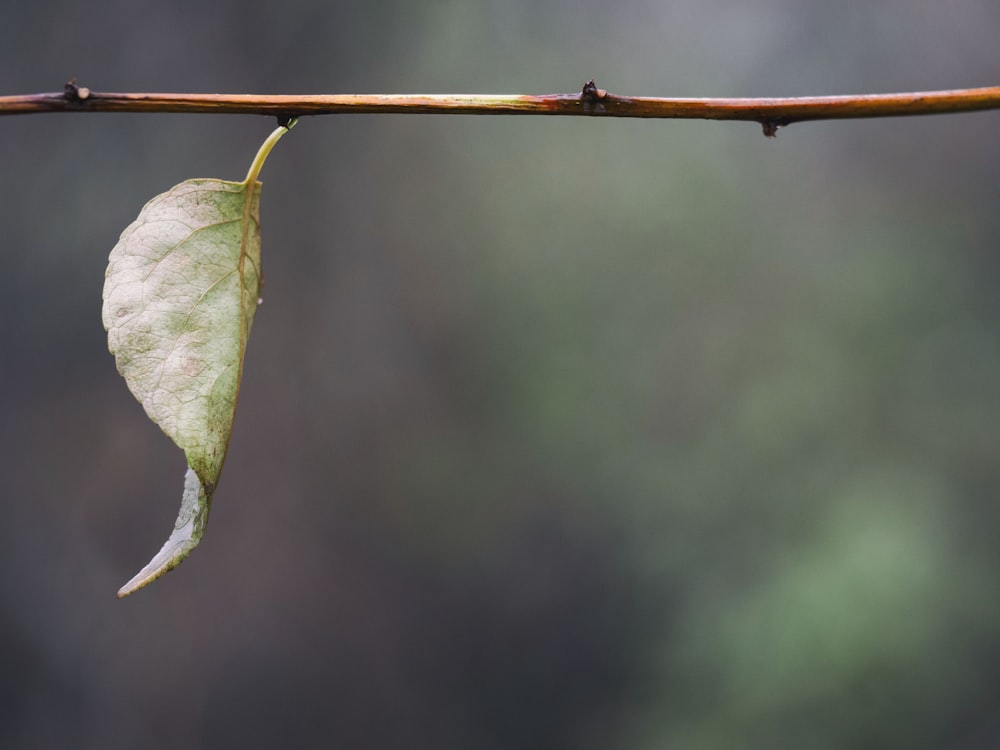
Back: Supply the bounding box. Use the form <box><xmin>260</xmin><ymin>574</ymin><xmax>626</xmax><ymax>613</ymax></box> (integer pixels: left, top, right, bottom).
<box><xmin>2</xmin><ymin>1</ymin><xmax>1000</xmax><ymax>747</ymax></box>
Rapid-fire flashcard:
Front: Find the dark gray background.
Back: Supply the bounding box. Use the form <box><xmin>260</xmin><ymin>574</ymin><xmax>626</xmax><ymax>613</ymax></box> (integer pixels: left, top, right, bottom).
<box><xmin>2</xmin><ymin>1</ymin><xmax>1000</xmax><ymax>747</ymax></box>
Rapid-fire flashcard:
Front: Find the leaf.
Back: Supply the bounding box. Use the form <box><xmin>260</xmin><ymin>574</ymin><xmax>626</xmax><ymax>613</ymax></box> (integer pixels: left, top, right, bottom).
<box><xmin>102</xmin><ymin>122</ymin><xmax>293</xmax><ymax>598</ymax></box>
<box><xmin>102</xmin><ymin>177</ymin><xmax>263</xmax><ymax>597</ymax></box>
<box><xmin>100</xmin><ymin>123</ymin><xmax>295</xmax><ymax>599</ymax></box>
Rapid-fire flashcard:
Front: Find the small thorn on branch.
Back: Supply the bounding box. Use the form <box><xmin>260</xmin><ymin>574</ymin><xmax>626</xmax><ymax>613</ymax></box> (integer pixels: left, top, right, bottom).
<box><xmin>760</xmin><ymin>119</ymin><xmax>781</xmax><ymax>138</ymax></box>
<box><xmin>581</xmin><ymin>79</ymin><xmax>607</xmax><ymax>102</ymax></box>
<box><xmin>581</xmin><ymin>79</ymin><xmax>608</xmax><ymax>114</ymax></box>
<box><xmin>64</xmin><ymin>78</ymin><xmax>91</xmax><ymax>102</ymax></box>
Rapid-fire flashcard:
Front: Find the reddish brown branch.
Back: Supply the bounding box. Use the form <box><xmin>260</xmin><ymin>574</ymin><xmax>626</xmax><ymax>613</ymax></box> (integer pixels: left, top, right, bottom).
<box><xmin>2</xmin><ymin>80</ymin><xmax>998</xmax><ymax>135</ymax></box>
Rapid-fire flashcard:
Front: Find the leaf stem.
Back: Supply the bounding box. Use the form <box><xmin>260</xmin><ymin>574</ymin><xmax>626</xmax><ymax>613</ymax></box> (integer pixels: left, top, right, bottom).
<box><xmin>244</xmin><ymin>118</ymin><xmax>297</xmax><ymax>184</ymax></box>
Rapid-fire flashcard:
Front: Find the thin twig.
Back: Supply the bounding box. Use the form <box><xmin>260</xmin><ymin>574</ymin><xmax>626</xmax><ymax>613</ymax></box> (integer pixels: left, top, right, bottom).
<box><xmin>1</xmin><ymin>80</ymin><xmax>998</xmax><ymax>136</ymax></box>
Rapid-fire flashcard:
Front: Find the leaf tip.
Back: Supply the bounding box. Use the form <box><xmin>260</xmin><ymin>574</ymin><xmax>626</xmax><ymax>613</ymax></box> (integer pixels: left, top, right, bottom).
<box><xmin>116</xmin><ymin>467</ymin><xmax>211</xmax><ymax>598</ymax></box>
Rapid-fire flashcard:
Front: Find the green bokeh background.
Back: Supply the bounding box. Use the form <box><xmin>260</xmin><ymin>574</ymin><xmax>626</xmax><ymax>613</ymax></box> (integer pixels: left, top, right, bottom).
<box><xmin>2</xmin><ymin>1</ymin><xmax>1000</xmax><ymax>747</ymax></box>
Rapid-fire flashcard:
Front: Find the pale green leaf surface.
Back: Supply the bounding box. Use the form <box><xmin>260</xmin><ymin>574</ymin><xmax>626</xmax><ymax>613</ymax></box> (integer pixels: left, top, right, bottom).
<box><xmin>102</xmin><ymin>178</ymin><xmax>262</xmax><ymax>597</ymax></box>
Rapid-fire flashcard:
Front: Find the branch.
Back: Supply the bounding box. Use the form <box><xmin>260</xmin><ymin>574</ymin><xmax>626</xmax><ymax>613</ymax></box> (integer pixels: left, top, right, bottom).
<box><xmin>2</xmin><ymin>80</ymin><xmax>998</xmax><ymax>136</ymax></box>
